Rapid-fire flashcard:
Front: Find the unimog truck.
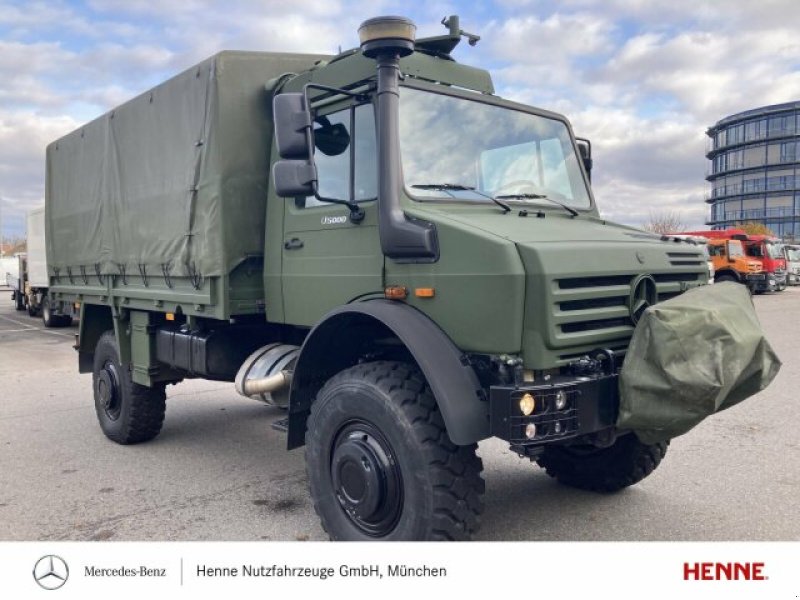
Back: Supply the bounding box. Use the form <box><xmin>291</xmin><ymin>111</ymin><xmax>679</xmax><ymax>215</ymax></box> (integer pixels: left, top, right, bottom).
<box><xmin>48</xmin><ymin>16</ymin><xmax>730</xmax><ymax>541</ymax></box>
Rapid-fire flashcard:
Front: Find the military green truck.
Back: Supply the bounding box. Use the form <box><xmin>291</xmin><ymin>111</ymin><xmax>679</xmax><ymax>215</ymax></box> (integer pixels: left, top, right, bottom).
<box><xmin>47</xmin><ymin>16</ymin><xmax>717</xmax><ymax>541</ymax></box>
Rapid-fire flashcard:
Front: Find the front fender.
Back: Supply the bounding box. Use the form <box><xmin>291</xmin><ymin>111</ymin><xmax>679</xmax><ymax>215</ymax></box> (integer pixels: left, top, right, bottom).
<box><xmin>287</xmin><ymin>299</ymin><xmax>489</xmax><ymax>449</ymax></box>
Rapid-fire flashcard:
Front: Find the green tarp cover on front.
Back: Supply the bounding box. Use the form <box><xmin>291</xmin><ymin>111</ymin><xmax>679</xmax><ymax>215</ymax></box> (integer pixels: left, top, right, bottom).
<box><xmin>618</xmin><ymin>282</ymin><xmax>781</xmax><ymax>443</ymax></box>
<box><xmin>45</xmin><ymin>51</ymin><xmax>326</xmax><ymax>278</ymax></box>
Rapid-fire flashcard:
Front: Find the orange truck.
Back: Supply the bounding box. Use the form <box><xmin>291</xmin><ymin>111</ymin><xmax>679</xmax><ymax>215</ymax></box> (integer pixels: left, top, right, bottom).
<box><xmin>684</xmin><ymin>229</ymin><xmax>786</xmax><ymax>293</ymax></box>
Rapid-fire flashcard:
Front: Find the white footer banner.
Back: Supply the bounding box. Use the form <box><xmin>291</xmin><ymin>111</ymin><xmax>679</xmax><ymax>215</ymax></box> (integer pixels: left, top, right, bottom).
<box><xmin>2</xmin><ymin>541</ymin><xmax>796</xmax><ymax>599</ymax></box>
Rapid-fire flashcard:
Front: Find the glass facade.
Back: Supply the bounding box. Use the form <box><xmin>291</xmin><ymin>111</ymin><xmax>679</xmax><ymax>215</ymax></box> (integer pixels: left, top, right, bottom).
<box><xmin>706</xmin><ymin>101</ymin><xmax>800</xmax><ymax>240</ymax></box>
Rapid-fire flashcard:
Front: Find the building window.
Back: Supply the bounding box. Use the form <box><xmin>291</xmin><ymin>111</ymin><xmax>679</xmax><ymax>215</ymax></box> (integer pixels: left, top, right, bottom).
<box><xmin>780</xmin><ymin>141</ymin><xmax>797</xmax><ymax>163</ymax></box>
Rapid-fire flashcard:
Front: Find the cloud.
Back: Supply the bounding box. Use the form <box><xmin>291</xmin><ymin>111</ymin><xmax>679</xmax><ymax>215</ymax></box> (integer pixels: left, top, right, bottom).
<box><xmin>0</xmin><ymin>1</ymin><xmax>798</xmax><ymax>239</ymax></box>
<box><xmin>0</xmin><ymin>110</ymin><xmax>78</xmax><ymax>227</ymax></box>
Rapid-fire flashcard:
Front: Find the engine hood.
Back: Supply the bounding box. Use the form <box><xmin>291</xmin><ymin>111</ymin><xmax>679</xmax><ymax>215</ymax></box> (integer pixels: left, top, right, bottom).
<box><xmin>413</xmin><ymin>203</ymin><xmax>663</xmax><ymax>245</ymax></box>
<box><xmin>409</xmin><ymin>204</ymin><xmax>709</xmax><ymax>369</ymax></box>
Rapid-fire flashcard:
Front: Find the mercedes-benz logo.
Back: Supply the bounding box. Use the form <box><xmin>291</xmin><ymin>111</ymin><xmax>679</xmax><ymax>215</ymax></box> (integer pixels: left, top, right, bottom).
<box><xmin>629</xmin><ymin>274</ymin><xmax>658</xmax><ymax>325</ymax></box>
<box><xmin>33</xmin><ymin>555</ymin><xmax>69</xmax><ymax>590</ymax></box>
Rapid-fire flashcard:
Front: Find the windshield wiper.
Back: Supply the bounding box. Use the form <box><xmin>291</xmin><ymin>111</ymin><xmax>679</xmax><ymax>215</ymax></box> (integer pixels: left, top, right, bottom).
<box><xmin>494</xmin><ymin>193</ymin><xmax>579</xmax><ymax>218</ymax></box>
<box><xmin>411</xmin><ymin>183</ymin><xmax>473</xmax><ymax>191</ymax></box>
<box><xmin>411</xmin><ymin>183</ymin><xmax>511</xmax><ymax>214</ymax></box>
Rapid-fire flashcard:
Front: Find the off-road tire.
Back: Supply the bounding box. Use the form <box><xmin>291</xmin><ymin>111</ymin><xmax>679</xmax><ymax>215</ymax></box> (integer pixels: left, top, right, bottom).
<box><xmin>715</xmin><ymin>274</ymin><xmax>737</xmax><ymax>284</ymax></box>
<box><xmin>537</xmin><ymin>433</ymin><xmax>668</xmax><ymax>493</ymax></box>
<box><xmin>92</xmin><ymin>331</ymin><xmax>166</xmax><ymax>444</ymax></box>
<box><xmin>305</xmin><ymin>361</ymin><xmax>485</xmax><ymax>541</ymax></box>
<box><xmin>41</xmin><ymin>299</ymin><xmax>71</xmax><ymax>327</ymax></box>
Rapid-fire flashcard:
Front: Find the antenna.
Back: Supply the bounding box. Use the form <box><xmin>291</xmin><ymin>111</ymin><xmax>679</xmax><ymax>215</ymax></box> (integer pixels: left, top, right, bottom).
<box><xmin>441</xmin><ymin>15</ymin><xmax>480</xmax><ymax>46</ymax></box>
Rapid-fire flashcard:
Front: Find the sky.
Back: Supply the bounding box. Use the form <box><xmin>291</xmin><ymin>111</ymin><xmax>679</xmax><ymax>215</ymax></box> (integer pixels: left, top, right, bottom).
<box><xmin>1</xmin><ymin>0</ymin><xmax>799</xmax><ymax>239</ymax></box>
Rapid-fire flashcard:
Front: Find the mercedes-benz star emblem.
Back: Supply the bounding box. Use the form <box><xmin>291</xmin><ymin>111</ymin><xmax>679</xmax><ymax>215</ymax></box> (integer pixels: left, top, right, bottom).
<box><xmin>629</xmin><ymin>274</ymin><xmax>658</xmax><ymax>325</ymax></box>
<box><xmin>33</xmin><ymin>555</ymin><xmax>69</xmax><ymax>590</ymax></box>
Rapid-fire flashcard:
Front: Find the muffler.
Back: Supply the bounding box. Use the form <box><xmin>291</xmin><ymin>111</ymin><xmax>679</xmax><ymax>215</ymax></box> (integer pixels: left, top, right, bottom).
<box><xmin>234</xmin><ymin>343</ymin><xmax>299</xmax><ymax>407</ymax></box>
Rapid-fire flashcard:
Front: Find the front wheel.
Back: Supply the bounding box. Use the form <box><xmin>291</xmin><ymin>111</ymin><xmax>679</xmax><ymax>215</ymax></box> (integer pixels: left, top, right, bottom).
<box><xmin>305</xmin><ymin>361</ymin><xmax>485</xmax><ymax>541</ymax></box>
<box><xmin>715</xmin><ymin>274</ymin><xmax>737</xmax><ymax>284</ymax></box>
<box><xmin>92</xmin><ymin>331</ymin><xmax>166</xmax><ymax>444</ymax></box>
<box><xmin>536</xmin><ymin>433</ymin><xmax>668</xmax><ymax>492</ymax></box>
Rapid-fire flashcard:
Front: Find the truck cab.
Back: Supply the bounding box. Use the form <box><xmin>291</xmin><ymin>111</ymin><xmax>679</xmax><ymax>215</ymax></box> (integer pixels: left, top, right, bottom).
<box><xmin>783</xmin><ymin>244</ymin><xmax>800</xmax><ymax>285</ymax></box>
<box><xmin>742</xmin><ymin>235</ymin><xmax>787</xmax><ymax>292</ymax></box>
<box><xmin>703</xmin><ymin>239</ymin><xmax>760</xmax><ymax>286</ymax></box>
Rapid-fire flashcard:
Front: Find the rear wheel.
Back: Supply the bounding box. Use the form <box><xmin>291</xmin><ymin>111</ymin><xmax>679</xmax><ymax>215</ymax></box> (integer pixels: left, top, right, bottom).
<box><xmin>536</xmin><ymin>433</ymin><xmax>668</xmax><ymax>492</ymax></box>
<box><xmin>92</xmin><ymin>331</ymin><xmax>166</xmax><ymax>444</ymax></box>
<box><xmin>14</xmin><ymin>290</ymin><xmax>25</xmax><ymax>311</ymax></box>
<box><xmin>42</xmin><ymin>299</ymin><xmax>72</xmax><ymax>327</ymax></box>
<box><xmin>305</xmin><ymin>361</ymin><xmax>484</xmax><ymax>541</ymax></box>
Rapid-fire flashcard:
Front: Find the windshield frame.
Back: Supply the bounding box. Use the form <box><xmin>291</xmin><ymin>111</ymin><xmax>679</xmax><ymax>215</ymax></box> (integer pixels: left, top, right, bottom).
<box><xmin>397</xmin><ymin>79</ymin><xmax>596</xmax><ymax>213</ymax></box>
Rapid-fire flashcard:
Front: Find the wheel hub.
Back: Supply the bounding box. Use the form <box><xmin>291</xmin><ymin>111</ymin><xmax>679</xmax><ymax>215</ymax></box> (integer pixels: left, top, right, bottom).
<box><xmin>331</xmin><ymin>422</ymin><xmax>403</xmax><ymax>536</ymax></box>
<box><xmin>96</xmin><ymin>362</ymin><xmax>121</xmax><ymax>420</ymax></box>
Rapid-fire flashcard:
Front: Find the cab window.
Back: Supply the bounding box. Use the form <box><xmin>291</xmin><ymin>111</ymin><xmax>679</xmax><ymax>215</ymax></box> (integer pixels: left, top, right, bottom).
<box><xmin>306</xmin><ymin>104</ymin><xmax>377</xmax><ymax>208</ymax></box>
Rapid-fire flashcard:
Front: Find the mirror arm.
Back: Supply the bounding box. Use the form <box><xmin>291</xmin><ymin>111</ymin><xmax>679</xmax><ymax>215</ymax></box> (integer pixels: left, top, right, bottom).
<box><xmin>303</xmin><ymin>83</ymin><xmax>371</xmax><ymax>105</ymax></box>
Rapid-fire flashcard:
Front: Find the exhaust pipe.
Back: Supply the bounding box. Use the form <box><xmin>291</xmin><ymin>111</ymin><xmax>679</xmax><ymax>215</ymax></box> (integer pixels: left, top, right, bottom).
<box><xmin>242</xmin><ymin>370</ymin><xmax>292</xmax><ymax>396</ymax></box>
<box><xmin>235</xmin><ymin>343</ymin><xmax>299</xmax><ymax>407</ymax></box>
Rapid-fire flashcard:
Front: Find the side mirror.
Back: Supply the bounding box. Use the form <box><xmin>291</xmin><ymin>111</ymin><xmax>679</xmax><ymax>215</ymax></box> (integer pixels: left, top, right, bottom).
<box><xmin>273</xmin><ymin>93</ymin><xmax>311</xmax><ymax>159</ymax></box>
<box><xmin>272</xmin><ymin>92</ymin><xmax>317</xmax><ymax>197</ymax></box>
<box><xmin>272</xmin><ymin>160</ymin><xmax>317</xmax><ymax>198</ymax></box>
<box><xmin>576</xmin><ymin>137</ymin><xmax>592</xmax><ymax>182</ymax></box>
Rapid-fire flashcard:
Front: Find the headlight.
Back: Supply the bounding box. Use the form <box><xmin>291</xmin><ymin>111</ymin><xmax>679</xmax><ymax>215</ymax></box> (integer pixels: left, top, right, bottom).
<box><xmin>518</xmin><ymin>393</ymin><xmax>535</xmax><ymax>416</ymax></box>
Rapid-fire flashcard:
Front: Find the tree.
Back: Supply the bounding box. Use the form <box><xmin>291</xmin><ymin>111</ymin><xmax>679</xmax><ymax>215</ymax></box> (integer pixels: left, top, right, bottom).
<box><xmin>642</xmin><ymin>210</ymin><xmax>685</xmax><ymax>235</ymax></box>
<box><xmin>739</xmin><ymin>221</ymin><xmax>775</xmax><ymax>237</ymax></box>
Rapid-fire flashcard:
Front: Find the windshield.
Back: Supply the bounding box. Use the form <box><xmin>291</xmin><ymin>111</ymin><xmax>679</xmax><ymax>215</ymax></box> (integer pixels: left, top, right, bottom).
<box><xmin>398</xmin><ymin>87</ymin><xmax>591</xmax><ymax>209</ymax></box>
<box><xmin>766</xmin><ymin>243</ymin><xmax>783</xmax><ymax>259</ymax></box>
<box><xmin>787</xmin><ymin>247</ymin><xmax>800</xmax><ymax>261</ymax></box>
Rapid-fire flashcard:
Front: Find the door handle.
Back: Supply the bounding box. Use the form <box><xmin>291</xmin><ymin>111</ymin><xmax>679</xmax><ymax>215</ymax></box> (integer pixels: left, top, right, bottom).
<box><xmin>284</xmin><ymin>237</ymin><xmax>304</xmax><ymax>250</ymax></box>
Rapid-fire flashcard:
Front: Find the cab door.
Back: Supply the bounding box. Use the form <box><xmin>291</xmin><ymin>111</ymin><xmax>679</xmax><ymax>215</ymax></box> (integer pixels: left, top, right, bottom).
<box><xmin>281</xmin><ymin>102</ymin><xmax>383</xmax><ymax>326</ymax></box>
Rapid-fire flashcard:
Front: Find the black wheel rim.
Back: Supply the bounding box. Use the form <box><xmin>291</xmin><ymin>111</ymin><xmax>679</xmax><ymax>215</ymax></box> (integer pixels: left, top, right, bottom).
<box><xmin>330</xmin><ymin>420</ymin><xmax>403</xmax><ymax>537</ymax></box>
<box><xmin>96</xmin><ymin>361</ymin><xmax>122</xmax><ymax>421</ymax></box>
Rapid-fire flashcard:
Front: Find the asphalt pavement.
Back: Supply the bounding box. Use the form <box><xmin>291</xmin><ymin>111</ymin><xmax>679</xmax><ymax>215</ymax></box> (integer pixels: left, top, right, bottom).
<box><xmin>1</xmin><ymin>285</ymin><xmax>798</xmax><ymax>541</ymax></box>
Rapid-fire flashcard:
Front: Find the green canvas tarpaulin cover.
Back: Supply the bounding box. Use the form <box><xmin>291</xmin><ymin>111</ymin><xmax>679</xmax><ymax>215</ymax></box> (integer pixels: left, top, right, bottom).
<box><xmin>618</xmin><ymin>282</ymin><xmax>780</xmax><ymax>443</ymax></box>
<box><xmin>45</xmin><ymin>51</ymin><xmax>326</xmax><ymax>278</ymax></box>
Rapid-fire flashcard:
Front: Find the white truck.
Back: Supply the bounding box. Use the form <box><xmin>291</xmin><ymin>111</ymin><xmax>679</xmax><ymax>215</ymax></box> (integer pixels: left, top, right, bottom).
<box><xmin>25</xmin><ymin>207</ymin><xmax>75</xmax><ymax>326</ymax></box>
<box><xmin>3</xmin><ymin>254</ymin><xmax>25</xmax><ymax>310</ymax></box>
<box><xmin>784</xmin><ymin>244</ymin><xmax>800</xmax><ymax>285</ymax></box>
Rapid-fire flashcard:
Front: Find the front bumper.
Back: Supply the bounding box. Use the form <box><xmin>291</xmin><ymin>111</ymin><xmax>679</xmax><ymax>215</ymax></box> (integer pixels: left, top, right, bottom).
<box><xmin>746</xmin><ymin>272</ymin><xmax>785</xmax><ymax>292</ymax></box>
<box><xmin>489</xmin><ymin>374</ymin><xmax>618</xmax><ymax>446</ymax></box>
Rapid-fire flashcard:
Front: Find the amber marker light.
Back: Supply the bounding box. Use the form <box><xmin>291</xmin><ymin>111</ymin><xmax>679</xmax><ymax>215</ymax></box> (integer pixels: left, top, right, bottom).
<box><xmin>414</xmin><ymin>287</ymin><xmax>435</xmax><ymax>298</ymax></box>
<box><xmin>165</xmin><ymin>313</ymin><xmax>175</xmax><ymax>321</ymax></box>
<box><xmin>519</xmin><ymin>393</ymin><xmax>535</xmax><ymax>416</ymax></box>
<box><xmin>384</xmin><ymin>286</ymin><xmax>408</xmax><ymax>300</ymax></box>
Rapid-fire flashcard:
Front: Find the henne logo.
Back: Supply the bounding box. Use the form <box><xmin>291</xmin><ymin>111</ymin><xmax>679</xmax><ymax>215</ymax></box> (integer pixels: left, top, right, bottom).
<box><xmin>33</xmin><ymin>555</ymin><xmax>70</xmax><ymax>590</ymax></box>
<box><xmin>683</xmin><ymin>561</ymin><xmax>767</xmax><ymax>581</ymax></box>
